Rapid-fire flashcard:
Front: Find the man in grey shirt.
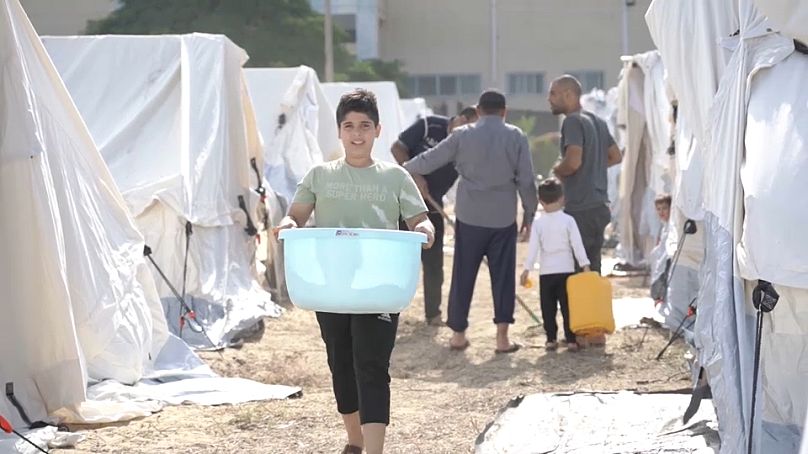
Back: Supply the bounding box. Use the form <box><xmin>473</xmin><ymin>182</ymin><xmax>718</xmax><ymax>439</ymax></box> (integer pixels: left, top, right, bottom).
<box><xmin>548</xmin><ymin>75</ymin><xmax>622</xmax><ymax>274</ymax></box>
<box><xmin>404</xmin><ymin>90</ymin><xmax>537</xmax><ymax>353</ymax></box>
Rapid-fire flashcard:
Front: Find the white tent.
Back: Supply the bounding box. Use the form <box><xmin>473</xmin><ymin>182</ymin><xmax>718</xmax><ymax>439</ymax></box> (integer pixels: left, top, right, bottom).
<box><xmin>244</xmin><ymin>66</ymin><xmax>342</xmax><ymax>206</ymax></box>
<box><xmin>42</xmin><ymin>34</ymin><xmax>280</xmax><ymax>349</ymax></box>
<box><xmin>0</xmin><ymin>0</ymin><xmax>171</xmax><ymax>429</ymax></box>
<box><xmin>615</xmin><ymin>51</ymin><xmax>672</xmax><ymax>267</ymax></box>
<box><xmin>321</xmin><ymin>81</ymin><xmax>406</xmax><ymax>163</ymax></box>
<box><xmin>400</xmin><ymin>97</ymin><xmax>434</xmax><ymax>126</ymax></box>
<box><xmin>647</xmin><ymin>0</ymin><xmax>808</xmax><ymax>452</ymax></box>
<box><xmin>244</xmin><ymin>66</ymin><xmax>343</xmax><ymax>305</ymax></box>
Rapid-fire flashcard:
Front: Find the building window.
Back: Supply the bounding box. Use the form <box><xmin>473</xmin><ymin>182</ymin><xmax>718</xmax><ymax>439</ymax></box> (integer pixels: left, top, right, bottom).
<box><xmin>439</xmin><ymin>75</ymin><xmax>457</xmax><ymax>96</ymax></box>
<box><xmin>406</xmin><ymin>74</ymin><xmax>481</xmax><ymax>97</ymax></box>
<box><xmin>507</xmin><ymin>72</ymin><xmax>545</xmax><ymax>95</ymax></box>
<box><xmin>333</xmin><ymin>14</ymin><xmax>357</xmax><ymax>43</ymax></box>
<box><xmin>566</xmin><ymin>70</ymin><xmax>604</xmax><ymax>92</ymax></box>
<box><xmin>459</xmin><ymin>75</ymin><xmax>481</xmax><ymax>95</ymax></box>
<box><xmin>415</xmin><ymin>76</ymin><xmax>437</xmax><ymax>96</ymax></box>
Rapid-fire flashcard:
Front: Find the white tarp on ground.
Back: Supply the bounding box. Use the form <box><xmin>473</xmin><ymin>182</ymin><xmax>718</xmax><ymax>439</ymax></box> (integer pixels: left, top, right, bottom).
<box><xmin>321</xmin><ymin>81</ymin><xmax>405</xmax><ymax>163</ymax></box>
<box><xmin>475</xmin><ymin>392</ymin><xmax>719</xmax><ymax>453</ymax></box>
<box><xmin>400</xmin><ymin>97</ymin><xmax>433</xmax><ymax>126</ymax></box>
<box><xmin>648</xmin><ymin>0</ymin><xmax>808</xmax><ymax>452</ymax></box>
<box><xmin>616</xmin><ymin>51</ymin><xmax>670</xmax><ymax>267</ymax></box>
<box><xmin>244</xmin><ymin>66</ymin><xmax>342</xmax><ymax>205</ymax></box>
<box><xmin>2</xmin><ymin>3</ymin><xmax>299</xmax><ymax>452</ymax></box>
<box><xmin>42</xmin><ymin>34</ymin><xmax>281</xmax><ymax>349</ymax></box>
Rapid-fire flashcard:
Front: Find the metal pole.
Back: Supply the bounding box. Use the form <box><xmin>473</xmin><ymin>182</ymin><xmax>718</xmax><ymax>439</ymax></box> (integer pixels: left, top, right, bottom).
<box><xmin>621</xmin><ymin>0</ymin><xmax>630</xmax><ymax>55</ymax></box>
<box><xmin>324</xmin><ymin>0</ymin><xmax>335</xmax><ymax>82</ymax></box>
<box><xmin>490</xmin><ymin>0</ymin><xmax>498</xmax><ymax>88</ymax></box>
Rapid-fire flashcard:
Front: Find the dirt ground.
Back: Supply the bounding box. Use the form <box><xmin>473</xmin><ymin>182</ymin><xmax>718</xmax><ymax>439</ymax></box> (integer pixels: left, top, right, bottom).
<box><xmin>61</xmin><ymin>241</ymin><xmax>690</xmax><ymax>454</ymax></box>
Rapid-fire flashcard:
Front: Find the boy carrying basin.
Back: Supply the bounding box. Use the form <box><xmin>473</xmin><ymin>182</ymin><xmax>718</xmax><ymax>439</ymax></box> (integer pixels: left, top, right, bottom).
<box><xmin>274</xmin><ymin>89</ymin><xmax>435</xmax><ymax>454</ymax></box>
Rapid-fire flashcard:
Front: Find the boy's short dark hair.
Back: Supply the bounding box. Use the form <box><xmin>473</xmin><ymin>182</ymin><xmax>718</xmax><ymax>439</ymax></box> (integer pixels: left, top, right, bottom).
<box><xmin>336</xmin><ymin>88</ymin><xmax>380</xmax><ymax>126</ymax></box>
<box><xmin>655</xmin><ymin>194</ymin><xmax>672</xmax><ymax>207</ymax></box>
<box><xmin>538</xmin><ymin>178</ymin><xmax>563</xmax><ymax>204</ymax></box>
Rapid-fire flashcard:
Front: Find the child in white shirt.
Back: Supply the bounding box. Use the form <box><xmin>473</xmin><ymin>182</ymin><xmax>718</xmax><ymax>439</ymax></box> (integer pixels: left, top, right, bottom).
<box><xmin>521</xmin><ymin>178</ymin><xmax>590</xmax><ymax>351</ymax></box>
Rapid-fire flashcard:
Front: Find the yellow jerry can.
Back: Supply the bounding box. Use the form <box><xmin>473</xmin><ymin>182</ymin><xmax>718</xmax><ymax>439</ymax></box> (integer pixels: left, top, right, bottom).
<box><xmin>566</xmin><ymin>271</ymin><xmax>615</xmax><ymax>336</ymax></box>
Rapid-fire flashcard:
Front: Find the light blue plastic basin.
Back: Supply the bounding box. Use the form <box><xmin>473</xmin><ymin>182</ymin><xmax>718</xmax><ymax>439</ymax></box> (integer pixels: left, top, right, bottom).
<box><xmin>279</xmin><ymin>228</ymin><xmax>427</xmax><ymax>314</ymax></box>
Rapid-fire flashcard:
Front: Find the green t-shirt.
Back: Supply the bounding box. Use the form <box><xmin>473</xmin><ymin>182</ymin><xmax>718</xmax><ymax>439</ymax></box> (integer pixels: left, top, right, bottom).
<box><xmin>292</xmin><ymin>159</ymin><xmax>428</xmax><ymax>229</ymax></box>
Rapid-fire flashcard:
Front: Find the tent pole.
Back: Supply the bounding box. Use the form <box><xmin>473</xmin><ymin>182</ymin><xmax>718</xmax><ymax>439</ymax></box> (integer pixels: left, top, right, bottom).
<box><xmin>324</xmin><ymin>0</ymin><xmax>334</xmax><ymax>82</ymax></box>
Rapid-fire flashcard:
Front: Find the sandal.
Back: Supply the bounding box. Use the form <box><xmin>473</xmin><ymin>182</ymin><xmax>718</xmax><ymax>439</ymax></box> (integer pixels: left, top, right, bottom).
<box><xmin>495</xmin><ymin>343</ymin><xmax>522</xmax><ymax>354</ymax></box>
<box><xmin>341</xmin><ymin>444</ymin><xmax>362</xmax><ymax>454</ymax></box>
<box><xmin>427</xmin><ymin>316</ymin><xmax>446</xmax><ymax>327</ymax></box>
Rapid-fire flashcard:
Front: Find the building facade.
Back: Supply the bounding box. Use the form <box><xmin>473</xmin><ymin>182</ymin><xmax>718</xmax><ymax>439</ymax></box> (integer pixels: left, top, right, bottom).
<box><xmin>308</xmin><ymin>0</ymin><xmax>384</xmax><ymax>60</ymax></box>
<box><xmin>379</xmin><ymin>0</ymin><xmax>655</xmax><ymax>113</ymax></box>
<box><xmin>20</xmin><ymin>0</ymin><xmax>119</xmax><ymax>35</ymax></box>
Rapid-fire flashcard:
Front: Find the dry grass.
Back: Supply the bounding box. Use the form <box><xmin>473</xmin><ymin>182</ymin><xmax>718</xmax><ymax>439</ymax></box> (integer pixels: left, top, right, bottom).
<box><xmin>58</xmin><ymin>244</ymin><xmax>690</xmax><ymax>454</ymax></box>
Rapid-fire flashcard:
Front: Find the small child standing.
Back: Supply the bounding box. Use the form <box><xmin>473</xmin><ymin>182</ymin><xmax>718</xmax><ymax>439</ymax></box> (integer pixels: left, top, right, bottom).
<box><xmin>521</xmin><ymin>178</ymin><xmax>590</xmax><ymax>352</ymax></box>
<box><xmin>650</xmin><ymin>194</ymin><xmax>672</xmax><ymax>305</ymax></box>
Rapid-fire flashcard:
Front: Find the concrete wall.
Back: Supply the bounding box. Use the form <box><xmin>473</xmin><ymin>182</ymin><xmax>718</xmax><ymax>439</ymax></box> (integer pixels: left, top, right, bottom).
<box><xmin>20</xmin><ymin>0</ymin><xmax>119</xmax><ymax>35</ymax></box>
<box><xmin>379</xmin><ymin>0</ymin><xmax>655</xmax><ymax>113</ymax></box>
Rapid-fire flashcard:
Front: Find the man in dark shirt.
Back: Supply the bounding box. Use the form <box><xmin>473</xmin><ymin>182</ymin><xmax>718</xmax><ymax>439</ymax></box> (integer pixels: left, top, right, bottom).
<box><xmin>548</xmin><ymin>75</ymin><xmax>623</xmax><ymax>274</ymax></box>
<box><xmin>392</xmin><ymin>107</ymin><xmax>478</xmax><ymax>326</ymax></box>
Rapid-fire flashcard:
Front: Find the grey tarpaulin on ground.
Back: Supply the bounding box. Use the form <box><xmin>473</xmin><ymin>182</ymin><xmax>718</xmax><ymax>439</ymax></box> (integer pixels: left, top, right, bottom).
<box><xmin>475</xmin><ymin>392</ymin><xmax>719</xmax><ymax>453</ymax></box>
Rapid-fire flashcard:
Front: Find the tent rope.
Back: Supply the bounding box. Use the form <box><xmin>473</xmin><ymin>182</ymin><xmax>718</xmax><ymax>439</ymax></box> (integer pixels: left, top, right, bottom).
<box><xmin>237</xmin><ymin>195</ymin><xmax>259</xmax><ymax>237</ymax></box>
<box><xmin>179</xmin><ymin>222</ymin><xmax>193</xmax><ymax>338</ymax></box>
<box><xmin>144</xmin><ymin>245</ymin><xmax>223</xmax><ymax>356</ymax></box>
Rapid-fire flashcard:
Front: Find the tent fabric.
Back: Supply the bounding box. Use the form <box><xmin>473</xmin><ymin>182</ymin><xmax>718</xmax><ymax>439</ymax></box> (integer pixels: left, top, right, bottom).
<box><xmin>615</xmin><ymin>51</ymin><xmax>669</xmax><ymax>266</ymax></box>
<box><xmin>42</xmin><ymin>34</ymin><xmax>280</xmax><ymax>349</ymax></box>
<box><xmin>646</xmin><ymin>0</ymin><xmax>739</xmax><ymax>150</ymax></box>
<box><xmin>244</xmin><ymin>66</ymin><xmax>342</xmax><ymax>205</ymax></box>
<box><xmin>1</xmin><ymin>0</ymin><xmax>169</xmax><ymax>427</ymax></box>
<box><xmin>2</xmin><ymin>6</ymin><xmax>299</xmax><ymax>445</ymax></box>
<box><xmin>244</xmin><ymin>66</ymin><xmax>343</xmax><ymax>306</ymax></box>
<box><xmin>399</xmin><ymin>97</ymin><xmax>434</xmax><ymax>126</ymax></box>
<box><xmin>711</xmin><ymin>15</ymin><xmax>802</xmax><ymax>454</ymax></box>
<box><xmin>321</xmin><ymin>81</ymin><xmax>405</xmax><ymax>163</ymax></box>
<box><xmin>737</xmin><ymin>51</ymin><xmax>808</xmax><ymax>289</ymax></box>
<box><xmin>646</xmin><ymin>0</ymin><xmax>737</xmax><ymax>222</ymax></box>
<box><xmin>752</xmin><ymin>0</ymin><xmax>808</xmax><ymax>44</ymax></box>
<box><xmin>649</xmin><ymin>0</ymin><xmax>807</xmax><ymax>451</ymax></box>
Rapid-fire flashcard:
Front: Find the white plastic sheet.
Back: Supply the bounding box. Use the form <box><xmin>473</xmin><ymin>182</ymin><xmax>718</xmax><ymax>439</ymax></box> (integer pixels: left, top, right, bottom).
<box><xmin>400</xmin><ymin>97</ymin><xmax>433</xmax><ymax>126</ymax></box>
<box><xmin>648</xmin><ymin>0</ymin><xmax>808</xmax><ymax>451</ymax></box>
<box><xmin>476</xmin><ymin>392</ymin><xmax>719</xmax><ymax>453</ymax></box>
<box><xmin>752</xmin><ymin>0</ymin><xmax>808</xmax><ymax>43</ymax></box>
<box><xmin>321</xmin><ymin>81</ymin><xmax>406</xmax><ymax>163</ymax></box>
<box><xmin>615</xmin><ymin>51</ymin><xmax>669</xmax><ymax>266</ymax></box>
<box><xmin>1</xmin><ymin>0</ymin><xmax>169</xmax><ymax>427</ymax></box>
<box><xmin>244</xmin><ymin>66</ymin><xmax>342</xmax><ymax>205</ymax></box>
<box><xmin>43</xmin><ymin>34</ymin><xmax>280</xmax><ymax>348</ymax></box>
<box><xmin>737</xmin><ymin>51</ymin><xmax>808</xmax><ymax>289</ymax></box>
<box><xmin>646</xmin><ymin>0</ymin><xmax>739</xmax><ymax>149</ymax></box>
<box><xmin>2</xmin><ymin>7</ymin><xmax>298</xmax><ymax>445</ymax></box>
